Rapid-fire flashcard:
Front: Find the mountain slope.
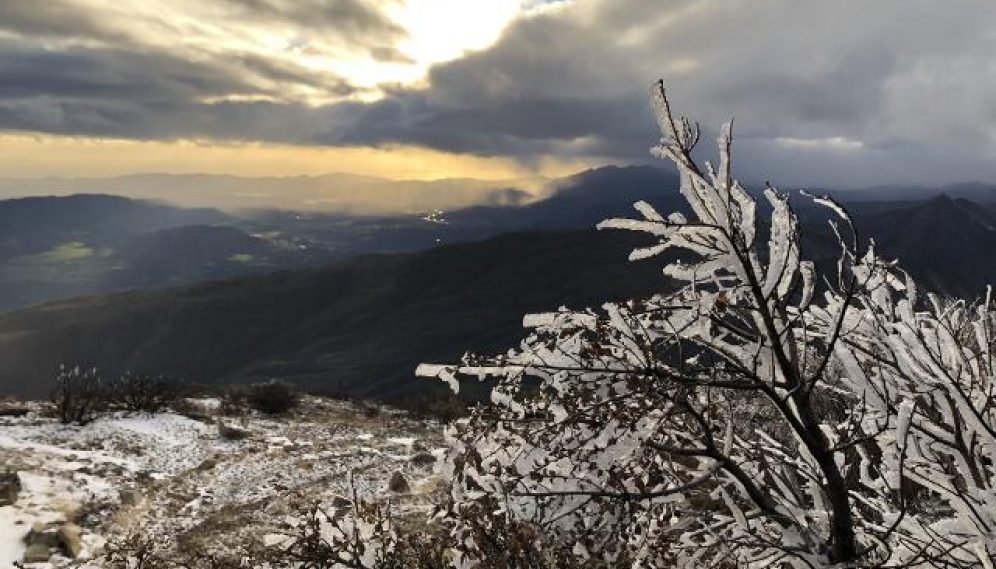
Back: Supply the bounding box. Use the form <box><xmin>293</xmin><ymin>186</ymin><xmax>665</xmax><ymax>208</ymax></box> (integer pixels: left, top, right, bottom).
<box><xmin>3</xmin><ymin>191</ymin><xmax>996</xmax><ymax>402</ymax></box>
<box><xmin>852</xmin><ymin>194</ymin><xmax>996</xmax><ymax>296</ymax></box>
<box><xmin>450</xmin><ymin>165</ymin><xmax>683</xmax><ymax>229</ymax></box>
<box><xmin>0</xmin><ymin>230</ymin><xmax>668</xmax><ymax>402</ymax></box>
<box><xmin>0</xmin><ymin>194</ymin><xmax>232</xmax><ymax>262</ymax></box>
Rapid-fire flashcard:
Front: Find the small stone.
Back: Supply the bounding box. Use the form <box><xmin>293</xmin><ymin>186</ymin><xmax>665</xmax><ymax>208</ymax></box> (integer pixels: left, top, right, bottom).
<box><xmin>22</xmin><ymin>543</ymin><xmax>51</xmax><ymax>563</ymax></box>
<box><xmin>25</xmin><ymin>522</ymin><xmax>61</xmax><ymax>549</ymax></box>
<box><xmin>120</xmin><ymin>488</ymin><xmax>143</xmax><ymax>507</ymax></box>
<box><xmin>388</xmin><ymin>471</ymin><xmax>410</xmax><ymax>494</ymax></box>
<box><xmin>218</xmin><ymin>422</ymin><xmax>251</xmax><ymax>441</ymax></box>
<box><xmin>0</xmin><ymin>471</ymin><xmax>21</xmax><ymax>506</ymax></box>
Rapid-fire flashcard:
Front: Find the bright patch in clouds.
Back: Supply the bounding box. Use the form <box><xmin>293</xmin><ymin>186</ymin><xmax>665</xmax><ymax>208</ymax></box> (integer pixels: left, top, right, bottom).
<box><xmin>22</xmin><ymin>0</ymin><xmax>529</xmax><ymax>104</ymax></box>
<box><xmin>290</xmin><ymin>0</ymin><xmax>531</xmax><ymax>94</ymax></box>
<box><xmin>388</xmin><ymin>0</ymin><xmax>523</xmax><ymax>75</ymax></box>
<box><xmin>775</xmin><ymin>136</ymin><xmax>865</xmax><ymax>151</ymax></box>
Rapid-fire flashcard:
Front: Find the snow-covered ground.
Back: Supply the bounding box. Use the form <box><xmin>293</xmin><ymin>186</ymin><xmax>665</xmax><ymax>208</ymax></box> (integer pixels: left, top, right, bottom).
<box><xmin>0</xmin><ymin>397</ymin><xmax>445</xmax><ymax>568</ymax></box>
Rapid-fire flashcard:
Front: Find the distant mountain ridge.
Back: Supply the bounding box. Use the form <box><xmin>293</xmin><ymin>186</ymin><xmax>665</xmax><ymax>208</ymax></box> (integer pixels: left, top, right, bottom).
<box><xmin>0</xmin><ymin>168</ymin><xmax>995</xmax><ymax>402</ymax></box>
<box><xmin>852</xmin><ymin>194</ymin><xmax>996</xmax><ymax>296</ymax></box>
<box><xmin>0</xmin><ymin>172</ymin><xmax>539</xmax><ymax>214</ymax></box>
<box><xmin>831</xmin><ymin>181</ymin><xmax>996</xmax><ymax>203</ymax></box>
<box><xmin>0</xmin><ymin>167</ymin><xmax>994</xmax><ymax>314</ymax></box>
<box><xmin>1</xmin><ymin>189</ymin><xmax>996</xmax><ymax>401</ymax></box>
<box><xmin>450</xmin><ymin>165</ymin><xmax>684</xmax><ymax>230</ymax></box>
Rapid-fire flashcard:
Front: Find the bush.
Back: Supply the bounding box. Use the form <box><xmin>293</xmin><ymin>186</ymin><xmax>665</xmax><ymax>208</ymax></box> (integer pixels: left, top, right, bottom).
<box><xmin>218</xmin><ymin>385</ymin><xmax>249</xmax><ymax>416</ymax></box>
<box><xmin>246</xmin><ymin>380</ymin><xmax>299</xmax><ymax>415</ymax></box>
<box><xmin>50</xmin><ymin>365</ymin><xmax>104</xmax><ymax>425</ymax></box>
<box><xmin>106</xmin><ymin>373</ymin><xmax>180</xmax><ymax>414</ymax></box>
<box><xmin>407</xmin><ymin>393</ymin><xmax>467</xmax><ymax>423</ymax></box>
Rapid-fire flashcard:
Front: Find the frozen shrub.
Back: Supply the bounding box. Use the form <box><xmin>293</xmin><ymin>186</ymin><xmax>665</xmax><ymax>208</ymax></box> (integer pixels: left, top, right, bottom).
<box><xmin>49</xmin><ymin>365</ymin><xmax>104</xmax><ymax>425</ymax></box>
<box><xmin>409</xmin><ymin>80</ymin><xmax>996</xmax><ymax>567</ymax></box>
<box><xmin>106</xmin><ymin>373</ymin><xmax>180</xmax><ymax>414</ymax></box>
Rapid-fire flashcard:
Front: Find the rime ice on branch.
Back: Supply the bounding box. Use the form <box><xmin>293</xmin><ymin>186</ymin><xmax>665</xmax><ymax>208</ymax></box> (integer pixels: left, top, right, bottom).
<box><xmin>413</xmin><ymin>81</ymin><xmax>996</xmax><ymax>569</ymax></box>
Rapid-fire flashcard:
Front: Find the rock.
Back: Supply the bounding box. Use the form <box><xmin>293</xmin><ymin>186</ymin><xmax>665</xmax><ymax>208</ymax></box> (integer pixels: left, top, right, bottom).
<box><xmin>388</xmin><ymin>471</ymin><xmax>410</xmax><ymax>494</ymax></box>
<box><xmin>0</xmin><ymin>471</ymin><xmax>21</xmax><ymax>506</ymax></box>
<box><xmin>120</xmin><ymin>488</ymin><xmax>143</xmax><ymax>507</ymax></box>
<box><xmin>410</xmin><ymin>452</ymin><xmax>437</xmax><ymax>468</ymax></box>
<box><xmin>218</xmin><ymin>422</ymin><xmax>251</xmax><ymax>441</ymax></box>
<box><xmin>25</xmin><ymin>522</ymin><xmax>61</xmax><ymax>549</ymax></box>
<box><xmin>58</xmin><ymin>523</ymin><xmax>83</xmax><ymax>558</ymax></box>
<box><xmin>22</xmin><ymin>543</ymin><xmax>52</xmax><ymax>563</ymax></box>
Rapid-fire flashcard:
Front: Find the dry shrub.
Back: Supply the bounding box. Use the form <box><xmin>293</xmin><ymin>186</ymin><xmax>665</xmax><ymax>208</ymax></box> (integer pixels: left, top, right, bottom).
<box><xmin>246</xmin><ymin>380</ymin><xmax>299</xmax><ymax>416</ymax></box>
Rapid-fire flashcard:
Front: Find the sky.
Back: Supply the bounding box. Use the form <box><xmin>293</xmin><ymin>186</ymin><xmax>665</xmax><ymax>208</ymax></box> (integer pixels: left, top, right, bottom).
<box><xmin>1</xmin><ymin>0</ymin><xmax>996</xmax><ymax>188</ymax></box>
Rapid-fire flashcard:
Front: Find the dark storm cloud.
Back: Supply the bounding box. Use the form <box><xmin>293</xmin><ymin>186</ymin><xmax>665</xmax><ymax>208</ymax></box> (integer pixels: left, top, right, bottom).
<box><xmin>329</xmin><ymin>12</ymin><xmax>658</xmax><ymax>158</ymax></box>
<box><xmin>334</xmin><ymin>0</ymin><xmax>996</xmax><ymax>186</ymax></box>
<box><xmin>0</xmin><ymin>88</ymin><xmax>338</xmax><ymax>143</ymax></box>
<box><xmin>0</xmin><ymin>37</ymin><xmax>359</xmax><ymax>139</ymax></box>
<box><xmin>0</xmin><ymin>45</ymin><xmax>250</xmax><ymax>101</ymax></box>
<box><xmin>0</xmin><ymin>0</ymin><xmax>383</xmax><ymax>142</ymax></box>
<box><xmin>334</xmin><ymin>95</ymin><xmax>649</xmax><ymax>156</ymax></box>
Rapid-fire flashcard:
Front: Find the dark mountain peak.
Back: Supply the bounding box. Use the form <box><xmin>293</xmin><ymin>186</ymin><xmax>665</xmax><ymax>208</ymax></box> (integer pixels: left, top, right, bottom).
<box><xmin>447</xmin><ymin>164</ymin><xmax>682</xmax><ymax>230</ymax></box>
<box><xmin>926</xmin><ymin>192</ymin><xmax>954</xmax><ymax>206</ymax></box>
<box><xmin>905</xmin><ymin>194</ymin><xmax>995</xmax><ymax>230</ymax></box>
<box><xmin>856</xmin><ymin>195</ymin><xmax>996</xmax><ymax>296</ymax></box>
<box><xmin>553</xmin><ymin>164</ymin><xmax>678</xmax><ymax>197</ymax></box>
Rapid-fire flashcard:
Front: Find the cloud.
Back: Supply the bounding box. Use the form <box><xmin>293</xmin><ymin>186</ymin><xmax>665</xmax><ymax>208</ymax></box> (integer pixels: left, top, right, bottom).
<box><xmin>0</xmin><ymin>0</ymin><xmax>523</xmax><ymax>146</ymax></box>
<box><xmin>2</xmin><ymin>0</ymin><xmax>996</xmax><ymax>186</ymax></box>
<box><xmin>335</xmin><ymin>0</ymin><xmax>996</xmax><ymax>186</ymax></box>
<box><xmin>217</xmin><ymin>0</ymin><xmax>405</xmax><ymax>44</ymax></box>
<box><xmin>0</xmin><ymin>1</ymin><xmax>128</xmax><ymax>43</ymax></box>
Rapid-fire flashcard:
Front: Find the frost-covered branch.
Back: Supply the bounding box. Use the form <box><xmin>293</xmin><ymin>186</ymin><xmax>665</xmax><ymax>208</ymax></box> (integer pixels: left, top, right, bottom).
<box><xmin>411</xmin><ymin>80</ymin><xmax>996</xmax><ymax>568</ymax></box>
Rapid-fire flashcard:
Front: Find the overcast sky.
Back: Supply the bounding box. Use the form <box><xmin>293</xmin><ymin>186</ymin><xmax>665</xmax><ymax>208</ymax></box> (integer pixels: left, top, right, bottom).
<box><xmin>0</xmin><ymin>0</ymin><xmax>994</xmax><ymax>188</ymax></box>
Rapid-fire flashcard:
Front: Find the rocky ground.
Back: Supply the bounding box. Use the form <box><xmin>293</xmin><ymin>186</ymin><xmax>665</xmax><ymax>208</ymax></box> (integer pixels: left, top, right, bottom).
<box><xmin>0</xmin><ymin>396</ymin><xmax>446</xmax><ymax>568</ymax></box>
